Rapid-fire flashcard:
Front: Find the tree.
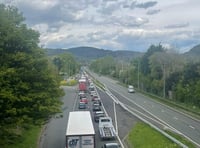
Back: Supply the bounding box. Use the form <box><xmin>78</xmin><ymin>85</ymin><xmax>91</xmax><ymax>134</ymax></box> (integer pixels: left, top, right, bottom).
<box><xmin>0</xmin><ymin>4</ymin><xmax>63</xmax><ymax>145</ymax></box>
<box><xmin>53</xmin><ymin>53</ymin><xmax>80</xmax><ymax>77</ymax></box>
<box><xmin>90</xmin><ymin>56</ymin><xmax>116</xmax><ymax>75</ymax></box>
<box><xmin>140</xmin><ymin>44</ymin><xmax>164</xmax><ymax>76</ymax></box>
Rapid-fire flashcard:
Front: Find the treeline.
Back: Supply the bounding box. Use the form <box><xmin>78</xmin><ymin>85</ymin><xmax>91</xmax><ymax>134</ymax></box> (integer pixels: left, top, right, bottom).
<box><xmin>52</xmin><ymin>53</ymin><xmax>80</xmax><ymax>77</ymax></box>
<box><xmin>90</xmin><ymin>44</ymin><xmax>200</xmax><ymax>108</ymax></box>
<box><xmin>0</xmin><ymin>4</ymin><xmax>64</xmax><ymax>146</ymax></box>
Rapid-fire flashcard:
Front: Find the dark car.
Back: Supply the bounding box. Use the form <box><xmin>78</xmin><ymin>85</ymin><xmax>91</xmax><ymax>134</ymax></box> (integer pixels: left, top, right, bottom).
<box><xmin>93</xmin><ymin>100</ymin><xmax>101</xmax><ymax>106</ymax></box>
<box><xmin>94</xmin><ymin>111</ymin><xmax>105</xmax><ymax>122</ymax></box>
<box><xmin>79</xmin><ymin>102</ymin><xmax>86</xmax><ymax>109</ymax></box>
<box><xmin>93</xmin><ymin>104</ymin><xmax>101</xmax><ymax>111</ymax></box>
<box><xmin>79</xmin><ymin>92</ymin><xmax>86</xmax><ymax>99</ymax></box>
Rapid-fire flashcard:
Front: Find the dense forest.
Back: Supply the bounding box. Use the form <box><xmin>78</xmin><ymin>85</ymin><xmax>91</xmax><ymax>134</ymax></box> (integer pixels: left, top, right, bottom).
<box><xmin>0</xmin><ymin>4</ymin><xmax>74</xmax><ymax>146</ymax></box>
<box><xmin>90</xmin><ymin>44</ymin><xmax>200</xmax><ymax>108</ymax></box>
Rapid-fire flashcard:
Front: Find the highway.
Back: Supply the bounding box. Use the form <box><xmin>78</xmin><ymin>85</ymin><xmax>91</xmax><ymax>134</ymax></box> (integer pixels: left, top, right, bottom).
<box><xmin>89</xmin><ymin>71</ymin><xmax>200</xmax><ymax>147</ymax></box>
<box><xmin>39</xmin><ymin>85</ymin><xmax>138</xmax><ymax>148</ymax></box>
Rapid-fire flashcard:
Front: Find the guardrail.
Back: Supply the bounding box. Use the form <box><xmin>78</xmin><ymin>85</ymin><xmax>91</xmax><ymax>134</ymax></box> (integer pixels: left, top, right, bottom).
<box><xmin>103</xmin><ymin>85</ymin><xmax>189</xmax><ymax>148</ymax></box>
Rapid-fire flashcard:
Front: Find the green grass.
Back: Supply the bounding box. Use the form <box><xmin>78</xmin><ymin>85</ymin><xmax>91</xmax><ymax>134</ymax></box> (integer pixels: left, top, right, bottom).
<box><xmin>7</xmin><ymin>125</ymin><xmax>41</xmax><ymax>148</ymax></box>
<box><xmin>165</xmin><ymin>130</ymin><xmax>196</xmax><ymax>148</ymax></box>
<box><xmin>127</xmin><ymin>122</ymin><xmax>181</xmax><ymax>148</ymax></box>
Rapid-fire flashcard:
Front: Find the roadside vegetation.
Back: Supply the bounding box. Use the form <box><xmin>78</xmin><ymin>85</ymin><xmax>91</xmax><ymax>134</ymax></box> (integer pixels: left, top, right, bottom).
<box><xmin>60</xmin><ymin>79</ymin><xmax>78</xmax><ymax>86</ymax></box>
<box><xmin>89</xmin><ymin>44</ymin><xmax>200</xmax><ymax>116</ymax></box>
<box><xmin>6</xmin><ymin>125</ymin><xmax>41</xmax><ymax>148</ymax></box>
<box><xmin>128</xmin><ymin>122</ymin><xmax>180</xmax><ymax>148</ymax></box>
<box><xmin>164</xmin><ymin>130</ymin><xmax>196</xmax><ymax>148</ymax></box>
<box><xmin>89</xmin><ymin>44</ymin><xmax>200</xmax><ymax>147</ymax></box>
<box><xmin>0</xmin><ymin>4</ymin><xmax>68</xmax><ymax>147</ymax></box>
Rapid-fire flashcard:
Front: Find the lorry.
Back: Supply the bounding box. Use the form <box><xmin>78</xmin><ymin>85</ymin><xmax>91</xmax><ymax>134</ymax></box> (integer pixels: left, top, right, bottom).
<box><xmin>66</xmin><ymin>111</ymin><xmax>95</xmax><ymax>148</ymax></box>
<box><xmin>99</xmin><ymin>116</ymin><xmax>116</xmax><ymax>140</ymax></box>
<box><xmin>78</xmin><ymin>78</ymin><xmax>87</xmax><ymax>92</ymax></box>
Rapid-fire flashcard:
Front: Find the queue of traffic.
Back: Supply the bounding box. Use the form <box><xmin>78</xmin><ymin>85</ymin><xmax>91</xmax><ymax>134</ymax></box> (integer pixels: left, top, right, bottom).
<box><xmin>66</xmin><ymin>72</ymin><xmax>120</xmax><ymax>148</ymax></box>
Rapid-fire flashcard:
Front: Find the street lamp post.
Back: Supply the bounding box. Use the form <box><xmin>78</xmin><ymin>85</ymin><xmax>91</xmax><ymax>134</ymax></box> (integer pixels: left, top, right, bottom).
<box><xmin>138</xmin><ymin>60</ymin><xmax>140</xmax><ymax>90</ymax></box>
<box><xmin>163</xmin><ymin>63</ymin><xmax>166</xmax><ymax>98</ymax></box>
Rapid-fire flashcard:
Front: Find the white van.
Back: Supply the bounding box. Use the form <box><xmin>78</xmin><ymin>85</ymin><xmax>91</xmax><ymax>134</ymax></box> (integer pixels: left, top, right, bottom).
<box><xmin>128</xmin><ymin>85</ymin><xmax>135</xmax><ymax>93</ymax></box>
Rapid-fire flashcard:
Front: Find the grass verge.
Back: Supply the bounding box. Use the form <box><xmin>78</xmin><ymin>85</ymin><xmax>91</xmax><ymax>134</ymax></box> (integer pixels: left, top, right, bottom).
<box><xmin>7</xmin><ymin>125</ymin><xmax>41</xmax><ymax>148</ymax></box>
<box><xmin>127</xmin><ymin>122</ymin><xmax>180</xmax><ymax>148</ymax></box>
<box><xmin>164</xmin><ymin>130</ymin><xmax>196</xmax><ymax>148</ymax></box>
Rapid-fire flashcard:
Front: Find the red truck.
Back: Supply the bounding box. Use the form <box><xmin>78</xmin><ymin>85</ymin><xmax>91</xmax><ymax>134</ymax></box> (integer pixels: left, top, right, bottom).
<box><xmin>78</xmin><ymin>79</ymin><xmax>87</xmax><ymax>92</ymax></box>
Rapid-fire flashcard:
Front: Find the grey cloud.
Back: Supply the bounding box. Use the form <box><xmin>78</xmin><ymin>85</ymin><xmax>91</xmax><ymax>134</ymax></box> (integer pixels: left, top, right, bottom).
<box><xmin>107</xmin><ymin>16</ymin><xmax>149</xmax><ymax>27</ymax></box>
<box><xmin>87</xmin><ymin>31</ymin><xmax>111</xmax><ymax>42</ymax></box>
<box><xmin>165</xmin><ymin>22</ymin><xmax>189</xmax><ymax>29</ymax></box>
<box><xmin>135</xmin><ymin>1</ymin><xmax>157</xmax><ymax>9</ymax></box>
<box><xmin>146</xmin><ymin>9</ymin><xmax>160</xmax><ymax>15</ymax></box>
<box><xmin>130</xmin><ymin>1</ymin><xmax>137</xmax><ymax>9</ymax></box>
<box><xmin>98</xmin><ymin>1</ymin><xmax>123</xmax><ymax>15</ymax></box>
<box><xmin>122</xmin><ymin>1</ymin><xmax>156</xmax><ymax>10</ymax></box>
<box><xmin>103</xmin><ymin>0</ymin><xmax>118</xmax><ymax>2</ymax></box>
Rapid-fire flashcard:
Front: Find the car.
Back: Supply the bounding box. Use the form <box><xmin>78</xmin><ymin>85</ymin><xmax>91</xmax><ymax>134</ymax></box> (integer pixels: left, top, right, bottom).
<box><xmin>102</xmin><ymin>143</ymin><xmax>120</xmax><ymax>148</ymax></box>
<box><xmin>80</xmin><ymin>98</ymin><xmax>88</xmax><ymax>104</ymax></box>
<box><xmin>92</xmin><ymin>95</ymin><xmax>98</xmax><ymax>101</ymax></box>
<box><xmin>93</xmin><ymin>100</ymin><xmax>101</xmax><ymax>106</ymax></box>
<box><xmin>79</xmin><ymin>102</ymin><xmax>86</xmax><ymax>109</ymax></box>
<box><xmin>93</xmin><ymin>104</ymin><xmax>101</xmax><ymax>111</ymax></box>
<box><xmin>90</xmin><ymin>90</ymin><xmax>96</xmax><ymax>96</ymax></box>
<box><xmin>79</xmin><ymin>91</ymin><xmax>86</xmax><ymax>99</ymax></box>
<box><xmin>94</xmin><ymin>111</ymin><xmax>105</xmax><ymax>122</ymax></box>
<box><xmin>128</xmin><ymin>85</ymin><xmax>135</xmax><ymax>93</ymax></box>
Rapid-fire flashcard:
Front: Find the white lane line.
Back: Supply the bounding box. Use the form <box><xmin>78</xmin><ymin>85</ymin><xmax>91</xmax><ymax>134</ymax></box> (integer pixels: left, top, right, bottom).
<box><xmin>113</xmin><ymin>101</ymin><xmax>118</xmax><ymax>135</ymax></box>
<box><xmin>189</xmin><ymin>125</ymin><xmax>195</xmax><ymax>129</ymax></box>
<box><xmin>173</xmin><ymin>117</ymin><xmax>178</xmax><ymax>120</ymax></box>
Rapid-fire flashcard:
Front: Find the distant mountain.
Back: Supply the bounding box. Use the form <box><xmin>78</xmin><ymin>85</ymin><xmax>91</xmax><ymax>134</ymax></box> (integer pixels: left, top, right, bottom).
<box><xmin>45</xmin><ymin>46</ymin><xmax>143</xmax><ymax>62</ymax></box>
<box><xmin>183</xmin><ymin>44</ymin><xmax>200</xmax><ymax>61</ymax></box>
<box><xmin>184</xmin><ymin>44</ymin><xmax>200</xmax><ymax>55</ymax></box>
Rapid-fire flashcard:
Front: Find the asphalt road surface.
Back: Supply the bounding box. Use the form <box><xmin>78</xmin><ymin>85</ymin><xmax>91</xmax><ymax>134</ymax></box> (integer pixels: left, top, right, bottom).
<box><xmin>39</xmin><ymin>85</ymin><xmax>139</xmax><ymax>148</ymax></box>
<box><xmin>89</xmin><ymin>70</ymin><xmax>200</xmax><ymax>147</ymax></box>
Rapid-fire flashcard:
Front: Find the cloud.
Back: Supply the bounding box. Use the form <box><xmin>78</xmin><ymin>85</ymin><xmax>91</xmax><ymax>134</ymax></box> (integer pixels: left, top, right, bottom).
<box><xmin>146</xmin><ymin>9</ymin><xmax>160</xmax><ymax>15</ymax></box>
<box><xmin>165</xmin><ymin>22</ymin><xmax>189</xmax><ymax>29</ymax></box>
<box><xmin>106</xmin><ymin>16</ymin><xmax>149</xmax><ymax>27</ymax></box>
<box><xmin>135</xmin><ymin>1</ymin><xmax>157</xmax><ymax>9</ymax></box>
<box><xmin>0</xmin><ymin>0</ymin><xmax>200</xmax><ymax>53</ymax></box>
<box><xmin>97</xmin><ymin>1</ymin><xmax>121</xmax><ymax>15</ymax></box>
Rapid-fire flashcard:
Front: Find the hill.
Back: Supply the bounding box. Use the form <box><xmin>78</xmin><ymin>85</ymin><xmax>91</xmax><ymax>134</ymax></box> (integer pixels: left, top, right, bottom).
<box><xmin>45</xmin><ymin>46</ymin><xmax>143</xmax><ymax>62</ymax></box>
<box><xmin>184</xmin><ymin>44</ymin><xmax>200</xmax><ymax>55</ymax></box>
<box><xmin>183</xmin><ymin>44</ymin><xmax>200</xmax><ymax>61</ymax></box>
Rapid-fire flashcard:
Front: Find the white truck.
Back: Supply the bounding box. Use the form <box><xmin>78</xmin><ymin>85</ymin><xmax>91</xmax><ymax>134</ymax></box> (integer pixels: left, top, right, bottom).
<box><xmin>99</xmin><ymin>116</ymin><xmax>116</xmax><ymax>140</ymax></box>
<box><xmin>66</xmin><ymin>111</ymin><xmax>95</xmax><ymax>148</ymax></box>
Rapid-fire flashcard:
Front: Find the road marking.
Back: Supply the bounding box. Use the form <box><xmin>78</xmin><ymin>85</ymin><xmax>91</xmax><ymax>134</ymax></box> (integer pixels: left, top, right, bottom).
<box><xmin>189</xmin><ymin>125</ymin><xmax>195</xmax><ymax>129</ymax></box>
<box><xmin>113</xmin><ymin>101</ymin><xmax>118</xmax><ymax>135</ymax></box>
<box><xmin>173</xmin><ymin>117</ymin><xmax>178</xmax><ymax>120</ymax></box>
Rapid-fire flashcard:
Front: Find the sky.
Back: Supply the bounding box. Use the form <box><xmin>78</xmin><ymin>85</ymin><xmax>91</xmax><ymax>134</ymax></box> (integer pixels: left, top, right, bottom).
<box><xmin>1</xmin><ymin>0</ymin><xmax>200</xmax><ymax>53</ymax></box>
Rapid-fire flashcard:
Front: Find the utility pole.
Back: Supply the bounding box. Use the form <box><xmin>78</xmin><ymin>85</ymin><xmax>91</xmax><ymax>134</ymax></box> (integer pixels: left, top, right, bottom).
<box><xmin>163</xmin><ymin>63</ymin><xmax>166</xmax><ymax>98</ymax></box>
<box><xmin>137</xmin><ymin>60</ymin><xmax>140</xmax><ymax>90</ymax></box>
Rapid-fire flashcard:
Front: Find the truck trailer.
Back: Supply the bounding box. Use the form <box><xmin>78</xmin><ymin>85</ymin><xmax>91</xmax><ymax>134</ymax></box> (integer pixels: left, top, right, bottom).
<box><xmin>66</xmin><ymin>111</ymin><xmax>95</xmax><ymax>148</ymax></box>
<box><xmin>78</xmin><ymin>78</ymin><xmax>87</xmax><ymax>92</ymax></box>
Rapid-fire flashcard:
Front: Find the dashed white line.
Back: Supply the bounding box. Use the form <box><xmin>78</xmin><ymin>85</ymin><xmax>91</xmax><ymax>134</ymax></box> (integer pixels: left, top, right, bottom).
<box><xmin>173</xmin><ymin>117</ymin><xmax>178</xmax><ymax>120</ymax></box>
<box><xmin>189</xmin><ymin>125</ymin><xmax>195</xmax><ymax>129</ymax></box>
